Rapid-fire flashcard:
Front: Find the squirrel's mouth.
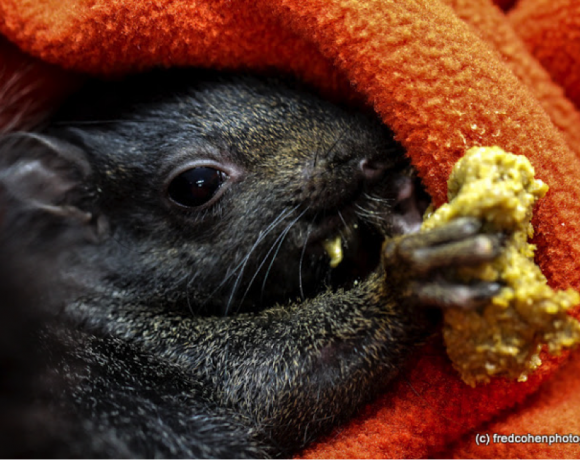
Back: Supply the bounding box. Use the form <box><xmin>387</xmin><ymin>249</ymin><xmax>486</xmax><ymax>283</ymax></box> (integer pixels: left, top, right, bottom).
<box><xmin>327</xmin><ymin>223</ymin><xmax>385</xmax><ymax>289</ymax></box>
<box><xmin>207</xmin><ymin>173</ymin><xmax>429</xmax><ymax>316</ymax></box>
<box><xmin>303</xmin><ymin>211</ymin><xmax>386</xmax><ymax>293</ymax></box>
<box><xmin>302</xmin><ymin>174</ymin><xmax>430</xmax><ymax>294</ymax></box>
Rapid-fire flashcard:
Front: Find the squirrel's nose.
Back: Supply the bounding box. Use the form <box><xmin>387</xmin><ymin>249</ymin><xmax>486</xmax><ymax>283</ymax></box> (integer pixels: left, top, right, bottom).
<box><xmin>359</xmin><ymin>158</ymin><xmax>389</xmax><ymax>184</ymax></box>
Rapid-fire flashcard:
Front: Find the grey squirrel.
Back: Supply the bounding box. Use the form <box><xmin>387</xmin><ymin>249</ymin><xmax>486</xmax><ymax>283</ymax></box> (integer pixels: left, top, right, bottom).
<box><xmin>0</xmin><ymin>70</ymin><xmax>501</xmax><ymax>458</ymax></box>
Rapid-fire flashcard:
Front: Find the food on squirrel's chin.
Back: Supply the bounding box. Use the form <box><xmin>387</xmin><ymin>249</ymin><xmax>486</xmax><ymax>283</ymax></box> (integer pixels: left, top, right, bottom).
<box><xmin>423</xmin><ymin>146</ymin><xmax>580</xmax><ymax>387</ymax></box>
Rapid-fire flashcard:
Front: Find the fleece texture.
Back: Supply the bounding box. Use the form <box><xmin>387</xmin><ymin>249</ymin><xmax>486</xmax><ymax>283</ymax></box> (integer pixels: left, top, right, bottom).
<box><xmin>1</xmin><ymin>0</ymin><xmax>579</xmax><ymax>457</ymax></box>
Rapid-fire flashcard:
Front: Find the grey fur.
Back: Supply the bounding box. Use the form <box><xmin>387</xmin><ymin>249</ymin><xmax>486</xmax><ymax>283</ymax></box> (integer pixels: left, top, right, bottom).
<box><xmin>0</xmin><ymin>70</ymin><xmax>499</xmax><ymax>458</ymax></box>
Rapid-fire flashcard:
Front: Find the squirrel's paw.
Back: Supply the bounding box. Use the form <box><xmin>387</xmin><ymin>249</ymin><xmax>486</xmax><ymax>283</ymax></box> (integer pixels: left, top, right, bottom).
<box><xmin>383</xmin><ymin>217</ymin><xmax>503</xmax><ymax>309</ymax></box>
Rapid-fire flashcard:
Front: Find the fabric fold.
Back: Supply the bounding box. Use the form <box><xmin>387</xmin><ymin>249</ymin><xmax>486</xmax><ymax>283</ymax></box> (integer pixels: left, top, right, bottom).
<box><xmin>0</xmin><ymin>0</ymin><xmax>579</xmax><ymax>457</ymax></box>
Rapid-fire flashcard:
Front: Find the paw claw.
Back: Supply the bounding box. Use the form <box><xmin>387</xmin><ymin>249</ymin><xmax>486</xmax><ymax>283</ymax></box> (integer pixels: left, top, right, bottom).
<box><xmin>413</xmin><ymin>281</ymin><xmax>502</xmax><ymax>309</ymax></box>
<box><xmin>383</xmin><ymin>218</ymin><xmax>505</xmax><ymax>308</ymax></box>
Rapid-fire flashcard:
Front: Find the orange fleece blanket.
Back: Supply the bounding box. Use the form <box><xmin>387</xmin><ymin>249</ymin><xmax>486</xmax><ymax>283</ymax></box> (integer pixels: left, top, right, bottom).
<box><xmin>1</xmin><ymin>0</ymin><xmax>580</xmax><ymax>457</ymax></box>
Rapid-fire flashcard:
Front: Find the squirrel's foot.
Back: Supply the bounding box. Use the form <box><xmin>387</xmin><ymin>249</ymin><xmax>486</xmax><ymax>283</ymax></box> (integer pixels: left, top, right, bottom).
<box><xmin>383</xmin><ymin>217</ymin><xmax>503</xmax><ymax>309</ymax></box>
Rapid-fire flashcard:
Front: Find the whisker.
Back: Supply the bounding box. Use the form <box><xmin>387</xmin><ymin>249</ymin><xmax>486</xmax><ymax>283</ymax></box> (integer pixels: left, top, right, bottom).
<box><xmin>185</xmin><ymin>283</ymin><xmax>195</xmax><ymax>317</ymax></box>
<box><xmin>221</xmin><ymin>205</ymin><xmax>301</xmax><ymax>315</ymax></box>
<box><xmin>312</xmin><ymin>128</ymin><xmax>324</xmax><ymax>169</ymax></box>
<box><xmin>324</xmin><ymin>125</ymin><xmax>349</xmax><ymax>162</ymax></box>
<box><xmin>337</xmin><ymin>209</ymin><xmax>348</xmax><ymax>229</ymax></box>
<box><xmin>216</xmin><ymin>206</ymin><xmax>297</xmax><ymax>295</ymax></box>
<box><xmin>236</xmin><ymin>205</ymin><xmax>311</xmax><ymax>310</ymax></box>
<box><xmin>299</xmin><ymin>213</ymin><xmax>318</xmax><ymax>301</ymax></box>
<box><xmin>354</xmin><ymin>204</ymin><xmax>390</xmax><ymax>224</ymax></box>
<box><xmin>363</xmin><ymin>193</ymin><xmax>395</xmax><ymax>205</ymax></box>
<box><xmin>259</xmin><ymin>207</ymin><xmax>310</xmax><ymax>304</ymax></box>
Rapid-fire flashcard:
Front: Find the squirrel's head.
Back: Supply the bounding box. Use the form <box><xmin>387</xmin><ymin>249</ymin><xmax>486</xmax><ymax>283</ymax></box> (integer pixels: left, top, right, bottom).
<box><xmin>1</xmin><ymin>71</ymin><xmax>429</xmax><ymax>315</ymax></box>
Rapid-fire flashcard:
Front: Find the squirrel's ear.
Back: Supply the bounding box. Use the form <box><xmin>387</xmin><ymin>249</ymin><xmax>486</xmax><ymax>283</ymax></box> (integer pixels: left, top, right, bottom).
<box><xmin>0</xmin><ymin>133</ymin><xmax>99</xmax><ymax>232</ymax></box>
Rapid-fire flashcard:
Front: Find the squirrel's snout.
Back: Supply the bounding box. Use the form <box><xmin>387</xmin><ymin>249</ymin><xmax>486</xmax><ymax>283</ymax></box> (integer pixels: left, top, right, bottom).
<box><xmin>358</xmin><ymin>158</ymin><xmax>390</xmax><ymax>184</ymax></box>
<box><xmin>296</xmin><ymin>155</ymin><xmax>392</xmax><ymax>210</ymax></box>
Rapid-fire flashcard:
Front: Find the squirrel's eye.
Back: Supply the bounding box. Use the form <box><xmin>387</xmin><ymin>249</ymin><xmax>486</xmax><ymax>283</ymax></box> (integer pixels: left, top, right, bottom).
<box><xmin>167</xmin><ymin>167</ymin><xmax>227</xmax><ymax>207</ymax></box>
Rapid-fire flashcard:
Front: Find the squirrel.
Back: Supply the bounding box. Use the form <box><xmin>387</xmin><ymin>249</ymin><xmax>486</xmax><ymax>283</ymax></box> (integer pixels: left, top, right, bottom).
<box><xmin>0</xmin><ymin>70</ymin><xmax>501</xmax><ymax>458</ymax></box>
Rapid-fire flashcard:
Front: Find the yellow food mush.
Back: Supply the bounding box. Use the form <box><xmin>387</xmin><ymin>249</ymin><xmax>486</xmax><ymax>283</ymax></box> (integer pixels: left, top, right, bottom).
<box><xmin>422</xmin><ymin>146</ymin><xmax>580</xmax><ymax>387</ymax></box>
<box><xmin>323</xmin><ymin>235</ymin><xmax>343</xmax><ymax>268</ymax></box>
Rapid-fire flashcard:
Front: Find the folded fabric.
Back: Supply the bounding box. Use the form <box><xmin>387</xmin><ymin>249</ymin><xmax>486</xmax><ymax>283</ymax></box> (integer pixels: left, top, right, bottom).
<box><xmin>1</xmin><ymin>0</ymin><xmax>579</xmax><ymax>457</ymax></box>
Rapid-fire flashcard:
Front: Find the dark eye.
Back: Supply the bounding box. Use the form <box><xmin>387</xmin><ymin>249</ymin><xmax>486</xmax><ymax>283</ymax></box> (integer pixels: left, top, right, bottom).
<box><xmin>167</xmin><ymin>167</ymin><xmax>228</xmax><ymax>207</ymax></box>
